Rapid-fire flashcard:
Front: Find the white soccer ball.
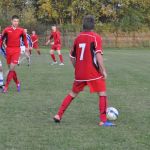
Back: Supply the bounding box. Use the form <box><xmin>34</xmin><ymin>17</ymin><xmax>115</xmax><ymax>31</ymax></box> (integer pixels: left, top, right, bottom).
<box><xmin>106</xmin><ymin>107</ymin><xmax>119</xmax><ymax>121</ymax></box>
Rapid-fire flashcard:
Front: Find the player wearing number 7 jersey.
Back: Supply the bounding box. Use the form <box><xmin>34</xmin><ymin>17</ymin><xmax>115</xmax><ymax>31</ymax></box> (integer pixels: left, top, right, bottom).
<box><xmin>53</xmin><ymin>15</ymin><xmax>115</xmax><ymax>127</ymax></box>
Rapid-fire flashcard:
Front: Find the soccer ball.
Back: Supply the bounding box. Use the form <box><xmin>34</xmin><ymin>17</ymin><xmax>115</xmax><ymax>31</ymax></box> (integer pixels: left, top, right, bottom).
<box><xmin>106</xmin><ymin>107</ymin><xmax>119</xmax><ymax>121</ymax></box>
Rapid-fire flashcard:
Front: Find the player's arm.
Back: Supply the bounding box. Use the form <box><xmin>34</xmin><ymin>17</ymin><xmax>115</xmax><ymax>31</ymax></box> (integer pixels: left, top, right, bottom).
<box><xmin>33</xmin><ymin>39</ymin><xmax>38</xmax><ymax>43</ymax></box>
<box><xmin>96</xmin><ymin>53</ymin><xmax>107</xmax><ymax>79</ymax></box>
<box><xmin>32</xmin><ymin>39</ymin><xmax>38</xmax><ymax>44</ymax></box>
<box><xmin>22</xmin><ymin>30</ymin><xmax>29</xmax><ymax>50</ymax></box>
<box><xmin>0</xmin><ymin>46</ymin><xmax>6</xmax><ymax>58</ymax></box>
<box><xmin>2</xmin><ymin>39</ymin><xmax>7</xmax><ymax>48</ymax></box>
<box><xmin>45</xmin><ymin>40</ymin><xmax>50</xmax><ymax>45</ymax></box>
<box><xmin>48</xmin><ymin>34</ymin><xmax>54</xmax><ymax>45</ymax></box>
<box><xmin>70</xmin><ymin>42</ymin><xmax>76</xmax><ymax>68</ymax></box>
<box><xmin>1</xmin><ymin>29</ymin><xmax>7</xmax><ymax>48</ymax></box>
<box><xmin>56</xmin><ymin>32</ymin><xmax>61</xmax><ymax>44</ymax></box>
<box><xmin>45</xmin><ymin>35</ymin><xmax>51</xmax><ymax>45</ymax></box>
<box><xmin>0</xmin><ymin>37</ymin><xmax>6</xmax><ymax>58</ymax></box>
<box><xmin>95</xmin><ymin>35</ymin><xmax>107</xmax><ymax>79</ymax></box>
<box><xmin>32</xmin><ymin>35</ymin><xmax>38</xmax><ymax>44</ymax></box>
<box><xmin>70</xmin><ymin>57</ymin><xmax>76</xmax><ymax>68</ymax></box>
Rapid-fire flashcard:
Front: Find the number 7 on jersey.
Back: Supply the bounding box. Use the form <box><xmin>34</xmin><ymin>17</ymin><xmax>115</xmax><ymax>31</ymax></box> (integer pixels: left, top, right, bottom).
<box><xmin>79</xmin><ymin>43</ymin><xmax>86</xmax><ymax>60</ymax></box>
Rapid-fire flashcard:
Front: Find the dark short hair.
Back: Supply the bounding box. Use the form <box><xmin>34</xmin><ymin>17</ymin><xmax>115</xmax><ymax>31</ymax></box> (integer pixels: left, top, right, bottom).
<box><xmin>12</xmin><ymin>15</ymin><xmax>19</xmax><ymax>20</ymax></box>
<box><xmin>52</xmin><ymin>25</ymin><xmax>57</xmax><ymax>27</ymax></box>
<box><xmin>83</xmin><ymin>15</ymin><xmax>95</xmax><ymax>30</ymax></box>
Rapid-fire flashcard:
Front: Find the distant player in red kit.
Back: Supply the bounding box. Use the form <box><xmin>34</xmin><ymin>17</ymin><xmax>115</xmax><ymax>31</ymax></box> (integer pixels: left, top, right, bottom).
<box><xmin>1</xmin><ymin>15</ymin><xmax>28</xmax><ymax>93</ymax></box>
<box><xmin>46</xmin><ymin>25</ymin><xmax>64</xmax><ymax>65</ymax></box>
<box><xmin>31</xmin><ymin>31</ymin><xmax>41</xmax><ymax>55</ymax></box>
<box><xmin>53</xmin><ymin>15</ymin><xmax>115</xmax><ymax>126</ymax></box>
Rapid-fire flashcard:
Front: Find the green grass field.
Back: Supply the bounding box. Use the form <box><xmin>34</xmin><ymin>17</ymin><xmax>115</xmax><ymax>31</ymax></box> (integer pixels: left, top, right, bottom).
<box><xmin>0</xmin><ymin>48</ymin><xmax>150</xmax><ymax>150</ymax></box>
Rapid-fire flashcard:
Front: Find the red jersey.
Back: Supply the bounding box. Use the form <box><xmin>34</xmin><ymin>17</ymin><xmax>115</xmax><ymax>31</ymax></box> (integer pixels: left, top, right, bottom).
<box><xmin>31</xmin><ymin>34</ymin><xmax>38</xmax><ymax>43</ymax></box>
<box><xmin>1</xmin><ymin>26</ymin><xmax>28</xmax><ymax>48</ymax></box>
<box><xmin>70</xmin><ymin>31</ymin><xmax>103</xmax><ymax>81</ymax></box>
<box><xmin>31</xmin><ymin>34</ymin><xmax>39</xmax><ymax>49</ymax></box>
<box><xmin>50</xmin><ymin>31</ymin><xmax>61</xmax><ymax>45</ymax></box>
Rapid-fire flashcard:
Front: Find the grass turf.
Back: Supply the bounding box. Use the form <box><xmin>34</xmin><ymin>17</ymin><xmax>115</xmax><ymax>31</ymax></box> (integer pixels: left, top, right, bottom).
<box><xmin>0</xmin><ymin>48</ymin><xmax>150</xmax><ymax>150</ymax></box>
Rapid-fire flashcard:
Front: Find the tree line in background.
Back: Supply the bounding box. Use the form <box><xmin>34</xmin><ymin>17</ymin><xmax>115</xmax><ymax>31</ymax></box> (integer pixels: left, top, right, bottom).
<box><xmin>0</xmin><ymin>0</ymin><xmax>150</xmax><ymax>34</ymax></box>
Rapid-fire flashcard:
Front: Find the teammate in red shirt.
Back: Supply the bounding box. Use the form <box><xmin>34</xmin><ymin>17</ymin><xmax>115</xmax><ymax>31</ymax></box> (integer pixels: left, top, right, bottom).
<box><xmin>53</xmin><ymin>15</ymin><xmax>115</xmax><ymax>126</ymax></box>
<box><xmin>1</xmin><ymin>15</ymin><xmax>28</xmax><ymax>93</ymax></box>
<box><xmin>46</xmin><ymin>25</ymin><xmax>64</xmax><ymax>65</ymax></box>
<box><xmin>31</xmin><ymin>31</ymin><xmax>41</xmax><ymax>55</ymax></box>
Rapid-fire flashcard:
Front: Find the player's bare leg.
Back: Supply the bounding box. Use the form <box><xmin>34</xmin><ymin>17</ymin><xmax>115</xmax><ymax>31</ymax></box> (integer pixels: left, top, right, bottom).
<box><xmin>29</xmin><ymin>48</ymin><xmax>32</xmax><ymax>55</ymax></box>
<box><xmin>50</xmin><ymin>50</ymin><xmax>57</xmax><ymax>65</ymax></box>
<box><xmin>18</xmin><ymin>56</ymin><xmax>27</xmax><ymax>66</ymax></box>
<box><xmin>36</xmin><ymin>48</ymin><xmax>41</xmax><ymax>55</ymax></box>
<box><xmin>18</xmin><ymin>46</ymin><xmax>26</xmax><ymax>66</ymax></box>
<box><xmin>25</xmin><ymin>51</ymin><xmax>31</xmax><ymax>66</ymax></box>
<box><xmin>18</xmin><ymin>51</ymin><xmax>31</xmax><ymax>66</ymax></box>
<box><xmin>53</xmin><ymin>91</ymin><xmax>78</xmax><ymax>122</ymax></box>
<box><xmin>57</xmin><ymin>50</ymin><xmax>64</xmax><ymax>65</ymax></box>
<box><xmin>3</xmin><ymin>63</ymin><xmax>20</xmax><ymax>93</ymax></box>
<box><xmin>18</xmin><ymin>56</ymin><xmax>21</xmax><ymax>66</ymax></box>
<box><xmin>98</xmin><ymin>92</ymin><xmax>116</xmax><ymax>126</ymax></box>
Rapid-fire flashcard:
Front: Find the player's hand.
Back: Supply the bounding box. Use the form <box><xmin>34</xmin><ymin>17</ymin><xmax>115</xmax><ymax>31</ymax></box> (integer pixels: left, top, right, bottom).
<box><xmin>102</xmin><ymin>71</ymin><xmax>107</xmax><ymax>79</ymax></box>
<box><xmin>45</xmin><ymin>42</ymin><xmax>49</xmax><ymax>46</ymax></box>
<box><xmin>50</xmin><ymin>42</ymin><xmax>54</xmax><ymax>46</ymax></box>
<box><xmin>4</xmin><ymin>44</ymin><xmax>7</xmax><ymax>48</ymax></box>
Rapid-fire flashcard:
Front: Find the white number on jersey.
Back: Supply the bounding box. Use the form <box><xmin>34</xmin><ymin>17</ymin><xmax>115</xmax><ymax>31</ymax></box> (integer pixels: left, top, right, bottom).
<box><xmin>79</xmin><ymin>43</ymin><xmax>86</xmax><ymax>60</ymax></box>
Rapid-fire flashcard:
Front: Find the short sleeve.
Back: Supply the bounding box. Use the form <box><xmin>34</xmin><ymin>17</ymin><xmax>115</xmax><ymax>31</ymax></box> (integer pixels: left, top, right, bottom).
<box><xmin>94</xmin><ymin>35</ymin><xmax>103</xmax><ymax>55</ymax></box>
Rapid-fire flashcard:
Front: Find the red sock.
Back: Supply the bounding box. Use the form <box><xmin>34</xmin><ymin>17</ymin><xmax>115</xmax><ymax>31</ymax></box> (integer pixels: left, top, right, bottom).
<box><xmin>99</xmin><ymin>96</ymin><xmax>107</xmax><ymax>122</ymax></box>
<box><xmin>13</xmin><ymin>71</ymin><xmax>19</xmax><ymax>84</ymax></box>
<box><xmin>57</xmin><ymin>94</ymin><xmax>74</xmax><ymax>119</ymax></box>
<box><xmin>51</xmin><ymin>54</ymin><xmax>56</xmax><ymax>62</ymax></box>
<box><xmin>59</xmin><ymin>54</ymin><xmax>63</xmax><ymax>63</ymax></box>
<box><xmin>5</xmin><ymin>71</ymin><xmax>14</xmax><ymax>87</ymax></box>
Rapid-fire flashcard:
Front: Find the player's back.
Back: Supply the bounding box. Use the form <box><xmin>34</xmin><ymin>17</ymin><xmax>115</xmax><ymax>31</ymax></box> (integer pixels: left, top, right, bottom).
<box><xmin>72</xmin><ymin>31</ymin><xmax>103</xmax><ymax>81</ymax></box>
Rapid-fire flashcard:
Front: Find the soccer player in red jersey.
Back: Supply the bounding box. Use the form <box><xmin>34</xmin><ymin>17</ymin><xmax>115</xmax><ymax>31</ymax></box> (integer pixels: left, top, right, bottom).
<box><xmin>46</xmin><ymin>25</ymin><xmax>64</xmax><ymax>65</ymax></box>
<box><xmin>0</xmin><ymin>15</ymin><xmax>28</xmax><ymax>93</ymax></box>
<box><xmin>31</xmin><ymin>31</ymin><xmax>41</xmax><ymax>55</ymax></box>
<box><xmin>53</xmin><ymin>15</ymin><xmax>115</xmax><ymax>126</ymax></box>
